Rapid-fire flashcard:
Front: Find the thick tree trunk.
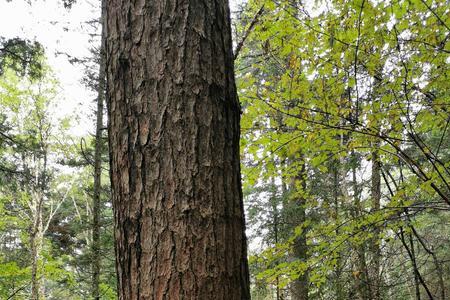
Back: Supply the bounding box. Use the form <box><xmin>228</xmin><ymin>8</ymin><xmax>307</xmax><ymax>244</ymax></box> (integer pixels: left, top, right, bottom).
<box><xmin>106</xmin><ymin>1</ymin><xmax>250</xmax><ymax>299</ymax></box>
<box><xmin>91</xmin><ymin>0</ymin><xmax>106</xmax><ymax>298</ymax></box>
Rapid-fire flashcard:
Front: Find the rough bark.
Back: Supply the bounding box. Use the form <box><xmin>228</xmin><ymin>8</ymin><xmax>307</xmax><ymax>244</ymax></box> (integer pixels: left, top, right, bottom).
<box><xmin>91</xmin><ymin>0</ymin><xmax>107</xmax><ymax>298</ymax></box>
<box><xmin>106</xmin><ymin>0</ymin><xmax>250</xmax><ymax>299</ymax></box>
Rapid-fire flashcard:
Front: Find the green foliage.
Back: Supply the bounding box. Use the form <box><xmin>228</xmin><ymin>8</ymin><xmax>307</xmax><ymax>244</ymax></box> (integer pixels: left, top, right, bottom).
<box><xmin>0</xmin><ymin>38</ymin><xmax>44</xmax><ymax>79</ymax></box>
<box><xmin>0</xmin><ymin>58</ymin><xmax>115</xmax><ymax>298</ymax></box>
<box><xmin>236</xmin><ymin>0</ymin><xmax>450</xmax><ymax>298</ymax></box>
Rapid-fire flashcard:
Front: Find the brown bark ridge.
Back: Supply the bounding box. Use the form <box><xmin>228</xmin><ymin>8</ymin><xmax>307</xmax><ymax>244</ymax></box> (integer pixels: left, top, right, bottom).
<box><xmin>105</xmin><ymin>0</ymin><xmax>250</xmax><ymax>299</ymax></box>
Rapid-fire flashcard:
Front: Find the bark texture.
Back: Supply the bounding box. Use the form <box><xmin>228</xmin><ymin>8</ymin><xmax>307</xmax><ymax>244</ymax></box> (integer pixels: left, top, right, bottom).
<box><xmin>106</xmin><ymin>0</ymin><xmax>250</xmax><ymax>299</ymax></box>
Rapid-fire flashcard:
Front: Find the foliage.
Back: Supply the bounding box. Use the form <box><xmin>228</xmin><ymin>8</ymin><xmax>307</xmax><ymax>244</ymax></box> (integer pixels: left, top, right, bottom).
<box><xmin>0</xmin><ymin>38</ymin><xmax>44</xmax><ymax>79</ymax></box>
<box><xmin>236</xmin><ymin>0</ymin><xmax>450</xmax><ymax>298</ymax></box>
<box><xmin>0</xmin><ymin>57</ymin><xmax>114</xmax><ymax>298</ymax></box>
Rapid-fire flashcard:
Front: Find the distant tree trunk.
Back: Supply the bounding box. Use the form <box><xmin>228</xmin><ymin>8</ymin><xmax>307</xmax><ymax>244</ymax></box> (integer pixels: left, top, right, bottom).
<box><xmin>351</xmin><ymin>150</ymin><xmax>371</xmax><ymax>300</ymax></box>
<box><xmin>30</xmin><ymin>193</ymin><xmax>44</xmax><ymax>300</ymax></box>
<box><xmin>290</xmin><ymin>156</ymin><xmax>308</xmax><ymax>300</ymax></box>
<box><xmin>370</xmin><ymin>148</ymin><xmax>381</xmax><ymax>300</ymax></box>
<box><xmin>30</xmin><ymin>143</ymin><xmax>48</xmax><ymax>300</ymax></box>
<box><xmin>332</xmin><ymin>156</ymin><xmax>344</xmax><ymax>300</ymax></box>
<box><xmin>369</xmin><ymin>72</ymin><xmax>383</xmax><ymax>300</ymax></box>
<box><xmin>270</xmin><ymin>174</ymin><xmax>282</xmax><ymax>300</ymax></box>
<box><xmin>409</xmin><ymin>224</ymin><xmax>445</xmax><ymax>300</ymax></box>
<box><xmin>398</xmin><ymin>222</ymin><xmax>435</xmax><ymax>300</ymax></box>
<box><xmin>106</xmin><ymin>0</ymin><xmax>250</xmax><ymax>299</ymax></box>
<box><xmin>410</xmin><ymin>232</ymin><xmax>422</xmax><ymax>300</ymax></box>
<box><xmin>91</xmin><ymin>0</ymin><xmax>106</xmax><ymax>298</ymax></box>
<box><xmin>403</xmin><ymin>228</ymin><xmax>422</xmax><ymax>300</ymax></box>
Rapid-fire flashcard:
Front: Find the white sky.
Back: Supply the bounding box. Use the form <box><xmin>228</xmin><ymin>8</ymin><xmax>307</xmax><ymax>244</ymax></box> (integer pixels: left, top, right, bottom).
<box><xmin>0</xmin><ymin>0</ymin><xmax>243</xmax><ymax>135</ymax></box>
<box><xmin>0</xmin><ymin>0</ymin><xmax>101</xmax><ymax>135</ymax></box>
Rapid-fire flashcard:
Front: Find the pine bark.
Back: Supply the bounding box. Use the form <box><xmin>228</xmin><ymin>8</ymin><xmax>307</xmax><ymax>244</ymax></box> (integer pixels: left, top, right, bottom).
<box><xmin>106</xmin><ymin>0</ymin><xmax>250</xmax><ymax>299</ymax></box>
<box><xmin>91</xmin><ymin>0</ymin><xmax>106</xmax><ymax>298</ymax></box>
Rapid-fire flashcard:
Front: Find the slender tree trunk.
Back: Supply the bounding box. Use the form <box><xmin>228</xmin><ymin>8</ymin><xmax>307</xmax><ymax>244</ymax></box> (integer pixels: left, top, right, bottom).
<box><xmin>270</xmin><ymin>176</ymin><xmax>282</xmax><ymax>300</ymax></box>
<box><xmin>91</xmin><ymin>0</ymin><xmax>107</xmax><ymax>298</ymax></box>
<box><xmin>332</xmin><ymin>157</ymin><xmax>344</xmax><ymax>300</ymax></box>
<box><xmin>370</xmin><ymin>148</ymin><xmax>381</xmax><ymax>300</ymax></box>
<box><xmin>408</xmin><ymin>229</ymin><xmax>421</xmax><ymax>300</ymax></box>
<box><xmin>369</xmin><ymin>71</ymin><xmax>383</xmax><ymax>300</ymax></box>
<box><xmin>290</xmin><ymin>157</ymin><xmax>308</xmax><ymax>300</ymax></box>
<box><xmin>351</xmin><ymin>150</ymin><xmax>371</xmax><ymax>300</ymax></box>
<box><xmin>30</xmin><ymin>198</ymin><xmax>43</xmax><ymax>300</ymax></box>
<box><xmin>409</xmin><ymin>225</ymin><xmax>445</xmax><ymax>300</ymax></box>
<box><xmin>398</xmin><ymin>226</ymin><xmax>435</xmax><ymax>300</ymax></box>
<box><xmin>106</xmin><ymin>1</ymin><xmax>250</xmax><ymax>299</ymax></box>
<box><xmin>30</xmin><ymin>234</ymin><xmax>40</xmax><ymax>300</ymax></box>
<box><xmin>30</xmin><ymin>143</ymin><xmax>48</xmax><ymax>300</ymax></box>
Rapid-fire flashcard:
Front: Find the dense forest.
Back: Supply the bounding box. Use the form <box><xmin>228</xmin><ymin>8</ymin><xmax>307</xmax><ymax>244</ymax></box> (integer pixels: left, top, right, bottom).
<box><xmin>0</xmin><ymin>0</ymin><xmax>449</xmax><ymax>299</ymax></box>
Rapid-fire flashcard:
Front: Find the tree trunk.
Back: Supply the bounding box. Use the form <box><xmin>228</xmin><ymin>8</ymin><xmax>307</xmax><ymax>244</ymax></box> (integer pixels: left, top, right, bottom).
<box><xmin>351</xmin><ymin>150</ymin><xmax>371</xmax><ymax>300</ymax></box>
<box><xmin>404</xmin><ymin>229</ymin><xmax>421</xmax><ymax>300</ymax></box>
<box><xmin>106</xmin><ymin>1</ymin><xmax>250</xmax><ymax>299</ymax></box>
<box><xmin>270</xmin><ymin>175</ymin><xmax>282</xmax><ymax>300</ymax></box>
<box><xmin>332</xmin><ymin>157</ymin><xmax>344</xmax><ymax>300</ymax></box>
<box><xmin>30</xmin><ymin>201</ymin><xmax>43</xmax><ymax>300</ymax></box>
<box><xmin>370</xmin><ymin>148</ymin><xmax>381</xmax><ymax>300</ymax></box>
<box><xmin>409</xmin><ymin>225</ymin><xmax>445</xmax><ymax>300</ymax></box>
<box><xmin>91</xmin><ymin>0</ymin><xmax>106</xmax><ymax>298</ymax></box>
<box><xmin>30</xmin><ymin>142</ymin><xmax>48</xmax><ymax>300</ymax></box>
<box><xmin>290</xmin><ymin>157</ymin><xmax>308</xmax><ymax>300</ymax></box>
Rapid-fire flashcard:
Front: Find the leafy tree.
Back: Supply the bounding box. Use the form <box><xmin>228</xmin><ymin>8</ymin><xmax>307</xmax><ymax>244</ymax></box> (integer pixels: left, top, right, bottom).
<box><xmin>236</xmin><ymin>0</ymin><xmax>450</xmax><ymax>298</ymax></box>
